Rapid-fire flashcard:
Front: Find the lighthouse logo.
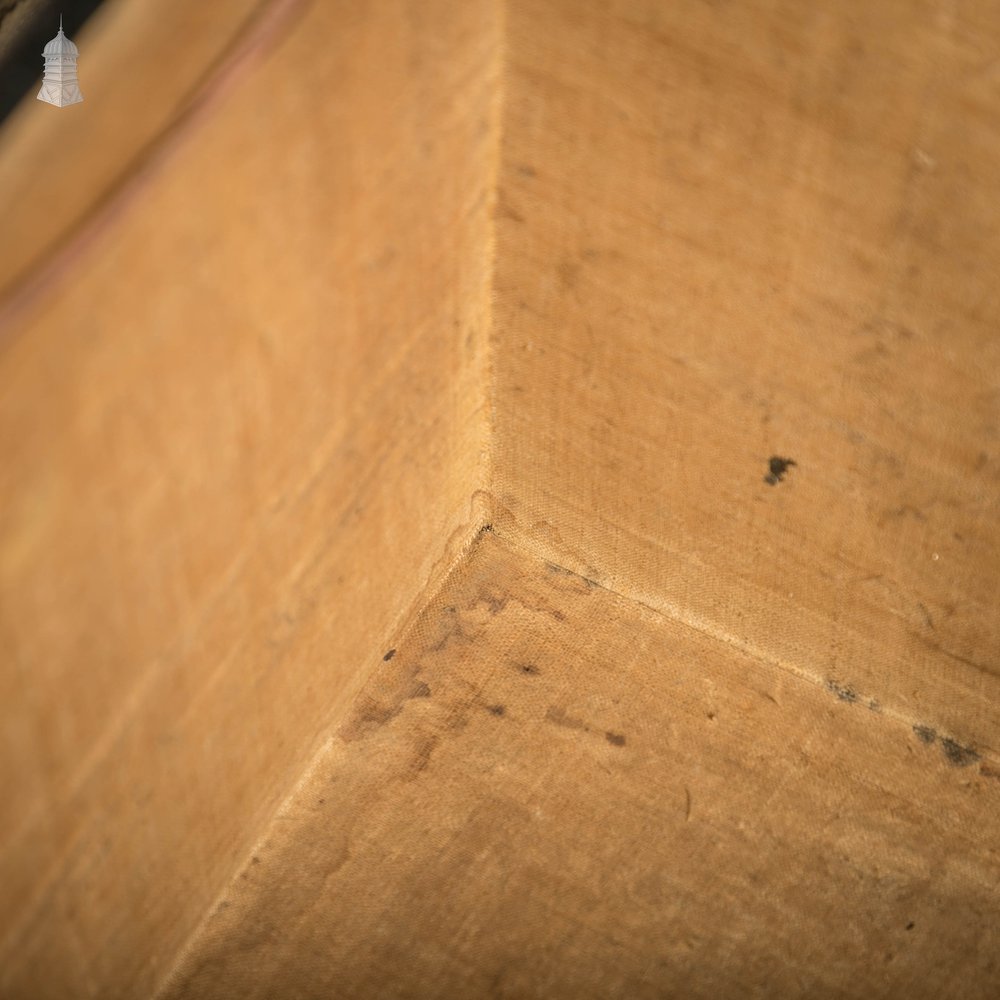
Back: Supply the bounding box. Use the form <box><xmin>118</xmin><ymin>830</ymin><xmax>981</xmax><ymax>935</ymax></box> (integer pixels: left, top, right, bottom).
<box><xmin>37</xmin><ymin>16</ymin><xmax>83</xmax><ymax>108</ymax></box>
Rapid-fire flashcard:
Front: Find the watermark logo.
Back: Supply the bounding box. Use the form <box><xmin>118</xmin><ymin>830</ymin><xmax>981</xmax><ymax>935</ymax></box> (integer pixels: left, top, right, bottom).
<box><xmin>37</xmin><ymin>15</ymin><xmax>83</xmax><ymax>108</ymax></box>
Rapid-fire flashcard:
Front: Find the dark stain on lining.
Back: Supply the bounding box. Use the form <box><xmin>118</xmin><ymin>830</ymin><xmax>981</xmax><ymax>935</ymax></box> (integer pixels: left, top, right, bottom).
<box><xmin>917</xmin><ymin>636</ymin><xmax>994</xmax><ymax>680</ymax></box>
<box><xmin>940</xmin><ymin>737</ymin><xmax>980</xmax><ymax>768</ymax></box>
<box><xmin>383</xmin><ymin>648</ymin><xmax>396</xmax><ymax>661</ymax></box>
<box><xmin>912</xmin><ymin>726</ymin><xmax>980</xmax><ymax>768</ymax></box>
<box><xmin>916</xmin><ymin>602</ymin><xmax>935</xmax><ymax>630</ymax></box>
<box><xmin>545</xmin><ymin>706</ymin><xmax>588</xmax><ymax>732</ymax></box>
<box><xmin>544</xmin><ymin>560</ymin><xmax>601</xmax><ymax>594</ymax></box>
<box><xmin>764</xmin><ymin>456</ymin><xmax>797</xmax><ymax>485</ymax></box>
<box><xmin>546</xmin><ymin>706</ymin><xmax>626</xmax><ymax>748</ymax></box>
<box><xmin>348</xmin><ymin>697</ymin><xmax>405</xmax><ymax>734</ymax></box>
<box><xmin>826</xmin><ymin>680</ymin><xmax>858</xmax><ymax>704</ymax></box>
<box><xmin>488</xmin><ymin>704</ymin><xmax>506</xmax><ymax>717</ymax></box>
<box><xmin>429</xmin><ymin>583</ymin><xmax>559</xmax><ymax>655</ymax></box>
<box><xmin>429</xmin><ymin>621</ymin><xmax>472</xmax><ymax>653</ymax></box>
<box><xmin>403</xmin><ymin>732</ymin><xmax>441</xmax><ymax>781</ymax></box>
<box><xmin>340</xmin><ymin>674</ymin><xmax>432</xmax><ymax>741</ymax></box>
<box><xmin>558</xmin><ymin>258</ymin><xmax>581</xmax><ymax>291</ymax></box>
<box><xmin>497</xmin><ymin>192</ymin><xmax>525</xmax><ymax>223</ymax></box>
<box><xmin>473</xmin><ymin>592</ymin><xmax>508</xmax><ymax>616</ymax></box>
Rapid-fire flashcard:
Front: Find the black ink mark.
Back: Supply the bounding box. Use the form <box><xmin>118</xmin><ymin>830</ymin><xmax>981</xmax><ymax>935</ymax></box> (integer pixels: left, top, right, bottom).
<box><xmin>605</xmin><ymin>731</ymin><xmax>626</xmax><ymax>747</ymax></box>
<box><xmin>383</xmin><ymin>649</ymin><xmax>396</xmax><ymax>661</ymax></box>
<box><xmin>764</xmin><ymin>456</ymin><xmax>797</xmax><ymax>485</ymax></box>
<box><xmin>913</xmin><ymin>725</ymin><xmax>936</xmax><ymax>745</ymax></box>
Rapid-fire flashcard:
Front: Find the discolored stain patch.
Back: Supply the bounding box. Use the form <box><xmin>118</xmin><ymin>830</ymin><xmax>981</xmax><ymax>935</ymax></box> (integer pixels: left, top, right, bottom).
<box><xmin>349</xmin><ymin>697</ymin><xmax>404</xmax><ymax>734</ymax></box>
<box><xmin>916</xmin><ymin>602</ymin><xmax>935</xmax><ymax>630</ymax></box>
<box><xmin>546</xmin><ymin>706</ymin><xmax>625</xmax><ymax>749</ymax></box>
<box><xmin>918</xmin><ymin>635</ymin><xmax>993</xmax><ymax>677</ymax></box>
<box><xmin>475</xmin><ymin>592</ymin><xmax>508</xmax><ymax>615</ymax></box>
<box><xmin>514</xmin><ymin>661</ymin><xmax>540</xmax><ymax>676</ymax></box>
<box><xmin>403</xmin><ymin>732</ymin><xmax>441</xmax><ymax>781</ymax></box>
<box><xmin>557</xmin><ymin>258</ymin><xmax>581</xmax><ymax>290</ymax></box>
<box><xmin>980</xmin><ymin>764</ymin><xmax>1000</xmax><ymax>782</ymax></box>
<box><xmin>488</xmin><ymin>704</ymin><xmax>506</xmax><ymax>717</ymax></box>
<box><xmin>429</xmin><ymin>622</ymin><xmax>472</xmax><ymax>653</ymax></box>
<box><xmin>340</xmin><ymin>666</ymin><xmax>433</xmax><ymax>742</ymax></box>
<box><xmin>382</xmin><ymin>648</ymin><xmax>396</xmax><ymax>661</ymax></box>
<box><xmin>544</xmin><ymin>561</ymin><xmax>600</xmax><ymax>591</ymax></box>
<box><xmin>880</xmin><ymin>504</ymin><xmax>928</xmax><ymax>527</ymax></box>
<box><xmin>912</xmin><ymin>722</ymin><xmax>987</xmax><ymax>768</ymax></box>
<box><xmin>497</xmin><ymin>192</ymin><xmax>525</xmax><ymax>223</ymax></box>
<box><xmin>764</xmin><ymin>456</ymin><xmax>796</xmax><ymax>485</ymax></box>
<box><xmin>940</xmin><ymin>738</ymin><xmax>979</xmax><ymax>768</ymax></box>
<box><xmin>826</xmin><ymin>680</ymin><xmax>858</xmax><ymax>704</ymax></box>
<box><xmin>545</xmin><ymin>705</ymin><xmax>589</xmax><ymax>731</ymax></box>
